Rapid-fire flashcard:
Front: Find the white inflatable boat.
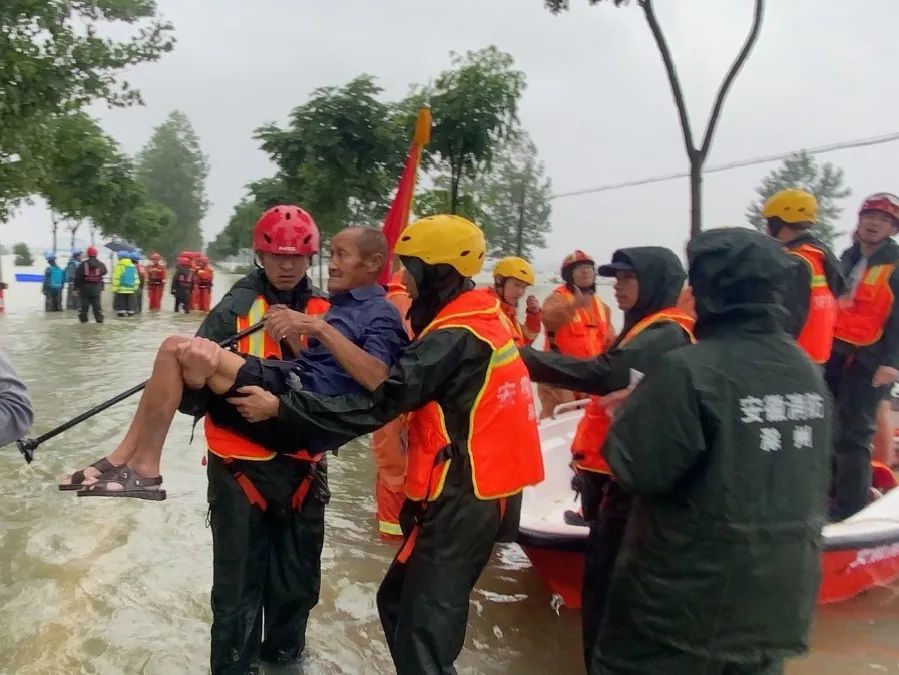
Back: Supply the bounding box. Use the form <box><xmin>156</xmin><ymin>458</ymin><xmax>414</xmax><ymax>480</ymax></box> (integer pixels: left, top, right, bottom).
<box><xmin>518</xmin><ymin>402</ymin><xmax>899</xmax><ymax>609</ymax></box>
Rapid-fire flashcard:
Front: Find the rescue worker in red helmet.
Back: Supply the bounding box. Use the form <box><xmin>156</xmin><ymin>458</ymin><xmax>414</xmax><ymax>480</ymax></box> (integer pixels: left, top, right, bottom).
<box><xmin>537</xmin><ymin>250</ymin><xmax>615</xmax><ymax>418</ymax></box>
<box><xmin>195</xmin><ymin>254</ymin><xmax>214</xmax><ymax>312</ymax></box>
<box><xmin>230</xmin><ymin>214</ymin><xmax>544</xmax><ymax>674</ymax></box>
<box><xmin>60</xmin><ymin>206</ymin><xmax>410</xmax><ymax>673</ymax></box>
<box><xmin>146</xmin><ymin>252</ymin><xmax>167</xmax><ymax>311</ymax></box>
<box><xmin>762</xmin><ymin>188</ymin><xmax>844</xmax><ymax>364</ymax></box>
<box><xmin>827</xmin><ymin>192</ymin><xmax>899</xmax><ymax>520</ymax></box>
<box><xmin>171</xmin><ymin>254</ymin><xmax>195</xmax><ymax>313</ymax></box>
<box><xmin>490</xmin><ymin>256</ymin><xmax>542</xmax><ymax>347</ymax></box>
<box><xmin>74</xmin><ymin>245</ymin><xmax>106</xmax><ymax>323</ymax></box>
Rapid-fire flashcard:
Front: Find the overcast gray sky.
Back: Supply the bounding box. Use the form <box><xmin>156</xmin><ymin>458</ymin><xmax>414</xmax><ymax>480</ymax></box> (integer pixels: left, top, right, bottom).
<box><xmin>7</xmin><ymin>0</ymin><xmax>899</xmax><ymax>268</ymax></box>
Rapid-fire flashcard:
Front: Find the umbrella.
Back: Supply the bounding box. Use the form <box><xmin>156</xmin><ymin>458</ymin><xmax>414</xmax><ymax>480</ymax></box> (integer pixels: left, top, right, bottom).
<box><xmin>104</xmin><ymin>241</ymin><xmax>139</xmax><ymax>254</ymax></box>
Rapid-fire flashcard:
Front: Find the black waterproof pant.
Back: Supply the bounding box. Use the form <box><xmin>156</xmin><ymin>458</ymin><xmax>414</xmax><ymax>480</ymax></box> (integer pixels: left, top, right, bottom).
<box><xmin>207</xmin><ymin>453</ymin><xmax>327</xmax><ymax>675</ymax></box>
<box><xmin>133</xmin><ymin>289</ymin><xmax>143</xmax><ymax>313</ymax></box>
<box><xmin>592</xmin><ymin>631</ymin><xmax>784</xmax><ymax>675</ymax></box>
<box><xmin>377</xmin><ymin>463</ymin><xmax>518</xmax><ymax>675</ymax></box>
<box><xmin>826</xmin><ymin>354</ymin><xmax>887</xmax><ymax>520</ymax></box>
<box><xmin>174</xmin><ymin>292</ymin><xmax>191</xmax><ymax>313</ymax></box>
<box><xmin>78</xmin><ymin>287</ymin><xmax>103</xmax><ymax>323</ymax></box>
<box><xmin>65</xmin><ymin>284</ymin><xmax>79</xmax><ymax>310</ymax></box>
<box><xmin>44</xmin><ymin>289</ymin><xmax>62</xmax><ymax>311</ymax></box>
<box><xmin>582</xmin><ymin>478</ymin><xmax>631</xmax><ymax>670</ymax></box>
<box><xmin>113</xmin><ymin>292</ymin><xmax>134</xmax><ymax>315</ymax></box>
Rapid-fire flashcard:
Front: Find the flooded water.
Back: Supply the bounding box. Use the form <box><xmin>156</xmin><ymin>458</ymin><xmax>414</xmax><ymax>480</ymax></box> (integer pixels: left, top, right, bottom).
<box><xmin>0</xmin><ymin>265</ymin><xmax>897</xmax><ymax>674</ymax></box>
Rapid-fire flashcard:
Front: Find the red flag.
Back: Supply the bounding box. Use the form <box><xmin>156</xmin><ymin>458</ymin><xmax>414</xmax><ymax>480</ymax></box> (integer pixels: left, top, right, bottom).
<box><xmin>379</xmin><ymin>107</ymin><xmax>431</xmax><ymax>285</ymax></box>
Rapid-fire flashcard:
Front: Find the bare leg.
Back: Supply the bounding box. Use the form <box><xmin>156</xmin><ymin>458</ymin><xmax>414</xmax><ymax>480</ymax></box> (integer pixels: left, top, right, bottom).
<box><xmin>60</xmin><ymin>335</ymin><xmax>192</xmax><ymax>486</ymax></box>
<box><xmin>81</xmin><ymin>337</ymin><xmax>246</xmax><ymax>490</ymax></box>
<box><xmin>121</xmin><ymin>340</ymin><xmax>247</xmax><ymax>478</ymax></box>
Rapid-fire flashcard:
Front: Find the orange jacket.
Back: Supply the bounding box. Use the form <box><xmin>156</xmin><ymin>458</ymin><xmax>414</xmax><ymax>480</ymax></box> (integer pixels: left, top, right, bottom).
<box><xmin>196</xmin><ymin>267</ymin><xmax>214</xmax><ymax>289</ymax></box>
<box><xmin>542</xmin><ymin>284</ymin><xmax>614</xmax><ymax>358</ymax></box>
<box><xmin>790</xmin><ymin>243</ymin><xmax>837</xmax><ymax>364</ymax></box>
<box><xmin>834</xmin><ymin>263</ymin><xmax>896</xmax><ymax>348</ymax></box>
<box><xmin>205</xmin><ymin>294</ymin><xmax>330</xmax><ymax>461</ymax></box>
<box><xmin>571</xmin><ymin>308</ymin><xmax>696</xmax><ymax>474</ymax></box>
<box><xmin>404</xmin><ymin>289</ymin><xmax>544</xmax><ymax>501</ymax></box>
<box><xmin>146</xmin><ymin>263</ymin><xmax>167</xmax><ymax>285</ymax></box>
<box><xmin>487</xmin><ymin>287</ymin><xmax>541</xmax><ymax>347</ymax></box>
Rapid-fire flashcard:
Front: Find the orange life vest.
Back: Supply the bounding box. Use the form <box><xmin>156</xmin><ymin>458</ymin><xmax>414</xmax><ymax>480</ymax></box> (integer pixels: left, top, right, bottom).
<box><xmin>385</xmin><ymin>271</ymin><xmax>413</xmax><ymax>338</ymax></box>
<box><xmin>571</xmin><ymin>308</ymin><xmax>696</xmax><ymax>474</ymax></box>
<box><xmin>790</xmin><ymin>244</ymin><xmax>837</xmax><ymax>364</ymax></box>
<box><xmin>147</xmin><ymin>264</ymin><xmax>166</xmax><ymax>285</ymax></box>
<box><xmin>486</xmin><ymin>287</ymin><xmax>532</xmax><ymax>347</ymax></box>
<box><xmin>404</xmin><ymin>289</ymin><xmax>544</xmax><ymax>501</ymax></box>
<box><xmin>545</xmin><ymin>284</ymin><xmax>610</xmax><ymax>358</ymax></box>
<box><xmin>196</xmin><ymin>267</ymin><xmax>214</xmax><ymax>289</ymax></box>
<box><xmin>834</xmin><ymin>263</ymin><xmax>896</xmax><ymax>348</ymax></box>
<box><xmin>205</xmin><ymin>293</ymin><xmax>330</xmax><ymax>461</ymax></box>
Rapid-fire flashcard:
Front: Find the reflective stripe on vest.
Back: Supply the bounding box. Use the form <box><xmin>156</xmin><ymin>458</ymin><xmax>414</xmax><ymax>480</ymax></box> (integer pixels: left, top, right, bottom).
<box><xmin>544</xmin><ymin>284</ymin><xmax>609</xmax><ymax>358</ymax></box>
<box><xmin>405</xmin><ymin>289</ymin><xmax>544</xmax><ymax>501</ymax></box>
<box><xmin>571</xmin><ymin>308</ymin><xmax>696</xmax><ymax>474</ymax></box>
<box><xmin>834</xmin><ymin>263</ymin><xmax>895</xmax><ymax>347</ymax></box>
<box><xmin>791</xmin><ymin>244</ymin><xmax>837</xmax><ymax>363</ymax></box>
<box><xmin>206</xmin><ymin>292</ymin><xmax>330</xmax><ymax>461</ymax></box>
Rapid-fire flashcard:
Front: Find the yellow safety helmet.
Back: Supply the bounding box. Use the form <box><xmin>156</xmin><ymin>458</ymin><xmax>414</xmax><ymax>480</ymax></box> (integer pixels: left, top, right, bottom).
<box><xmin>494</xmin><ymin>256</ymin><xmax>535</xmax><ymax>285</ymax></box>
<box><xmin>394</xmin><ymin>214</ymin><xmax>486</xmax><ymax>277</ymax></box>
<box><xmin>762</xmin><ymin>189</ymin><xmax>818</xmax><ymax>225</ymax></box>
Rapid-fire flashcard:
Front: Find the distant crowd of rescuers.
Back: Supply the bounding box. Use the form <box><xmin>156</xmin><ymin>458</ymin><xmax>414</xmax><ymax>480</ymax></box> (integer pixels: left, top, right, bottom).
<box><xmin>45</xmin><ymin>188</ymin><xmax>899</xmax><ymax>675</ymax></box>
<box><xmin>42</xmin><ymin>246</ymin><xmax>215</xmax><ymax>320</ymax></box>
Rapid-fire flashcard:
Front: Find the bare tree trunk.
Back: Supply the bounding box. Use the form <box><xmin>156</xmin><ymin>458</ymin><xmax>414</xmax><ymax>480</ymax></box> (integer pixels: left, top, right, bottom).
<box><xmin>450</xmin><ymin>160</ymin><xmax>461</xmax><ymax>215</ymax></box>
<box><xmin>641</xmin><ymin>0</ymin><xmax>765</xmax><ymax>236</ymax></box>
<box><xmin>690</xmin><ymin>157</ymin><xmax>703</xmax><ymax>238</ymax></box>
<box><xmin>50</xmin><ymin>212</ymin><xmax>59</xmax><ymax>253</ymax></box>
<box><xmin>515</xmin><ymin>181</ymin><xmax>526</xmax><ymax>257</ymax></box>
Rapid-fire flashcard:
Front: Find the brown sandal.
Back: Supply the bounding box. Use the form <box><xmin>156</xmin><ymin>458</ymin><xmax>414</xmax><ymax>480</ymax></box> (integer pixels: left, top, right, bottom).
<box><xmin>77</xmin><ymin>465</ymin><xmax>166</xmax><ymax>501</ymax></box>
<box><xmin>58</xmin><ymin>457</ymin><xmax>120</xmax><ymax>491</ymax></box>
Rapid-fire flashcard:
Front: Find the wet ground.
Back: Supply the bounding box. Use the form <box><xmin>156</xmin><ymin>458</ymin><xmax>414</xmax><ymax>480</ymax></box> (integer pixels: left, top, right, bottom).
<box><xmin>0</xmin><ymin>267</ymin><xmax>896</xmax><ymax>673</ymax></box>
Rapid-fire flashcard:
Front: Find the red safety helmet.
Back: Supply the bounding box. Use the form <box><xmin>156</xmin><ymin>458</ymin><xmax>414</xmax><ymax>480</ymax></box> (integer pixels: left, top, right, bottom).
<box><xmin>859</xmin><ymin>192</ymin><xmax>899</xmax><ymax>224</ymax></box>
<box><xmin>253</xmin><ymin>205</ymin><xmax>320</xmax><ymax>255</ymax></box>
<box><xmin>561</xmin><ymin>249</ymin><xmax>595</xmax><ymax>275</ymax></box>
<box><xmin>150</xmin><ymin>252</ymin><xmax>162</xmax><ymax>261</ymax></box>
<box><xmin>86</xmin><ymin>246</ymin><xmax>98</xmax><ymax>257</ymax></box>
<box><xmin>198</xmin><ymin>255</ymin><xmax>209</xmax><ymax>265</ymax></box>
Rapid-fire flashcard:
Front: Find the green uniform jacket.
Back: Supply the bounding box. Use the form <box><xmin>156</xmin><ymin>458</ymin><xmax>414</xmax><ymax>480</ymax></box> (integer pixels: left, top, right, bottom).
<box><xmin>836</xmin><ymin>238</ymin><xmax>899</xmax><ymax>371</ymax></box>
<box><xmin>521</xmin><ymin>246</ymin><xmax>691</xmax><ymax>395</ymax></box>
<box><xmin>178</xmin><ymin>269</ymin><xmax>327</xmax><ymax>418</ymax></box>
<box><xmin>600</xmin><ymin>229</ymin><xmax>831</xmax><ymax>664</ymax></box>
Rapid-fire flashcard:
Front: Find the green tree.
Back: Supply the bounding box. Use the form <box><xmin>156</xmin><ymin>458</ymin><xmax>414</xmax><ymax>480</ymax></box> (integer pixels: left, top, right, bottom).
<box><xmin>0</xmin><ymin>0</ymin><xmax>174</xmax><ymax>218</ymax></box>
<box><xmin>136</xmin><ymin>111</ymin><xmax>209</xmax><ymax>258</ymax></box>
<box><xmin>12</xmin><ymin>242</ymin><xmax>33</xmax><ymax>266</ymax></box>
<box><xmin>427</xmin><ymin>47</ymin><xmax>526</xmax><ymax>214</ymax></box>
<box><xmin>478</xmin><ymin>132</ymin><xmax>552</xmax><ymax>259</ymax></box>
<box><xmin>254</xmin><ymin>75</ymin><xmax>410</xmax><ymax>239</ymax></box>
<box><xmin>414</xmin><ymin>181</ymin><xmax>484</xmax><ymax>226</ymax></box>
<box><xmin>545</xmin><ymin>0</ymin><xmax>765</xmax><ymax>236</ymax></box>
<box><xmin>40</xmin><ymin>113</ymin><xmax>123</xmax><ymax>250</ymax></box>
<box><xmin>746</xmin><ymin>150</ymin><xmax>850</xmax><ymax>248</ymax></box>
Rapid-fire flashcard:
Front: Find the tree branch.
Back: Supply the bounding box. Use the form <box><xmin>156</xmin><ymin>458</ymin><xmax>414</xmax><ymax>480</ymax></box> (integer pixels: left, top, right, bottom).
<box><xmin>641</xmin><ymin>0</ymin><xmax>695</xmax><ymax>157</ymax></box>
<box><xmin>699</xmin><ymin>0</ymin><xmax>765</xmax><ymax>157</ymax></box>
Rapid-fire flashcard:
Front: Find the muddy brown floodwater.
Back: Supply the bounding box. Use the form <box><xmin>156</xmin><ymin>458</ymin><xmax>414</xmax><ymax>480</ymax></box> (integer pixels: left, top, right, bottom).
<box><xmin>0</xmin><ymin>270</ymin><xmax>896</xmax><ymax>673</ymax></box>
